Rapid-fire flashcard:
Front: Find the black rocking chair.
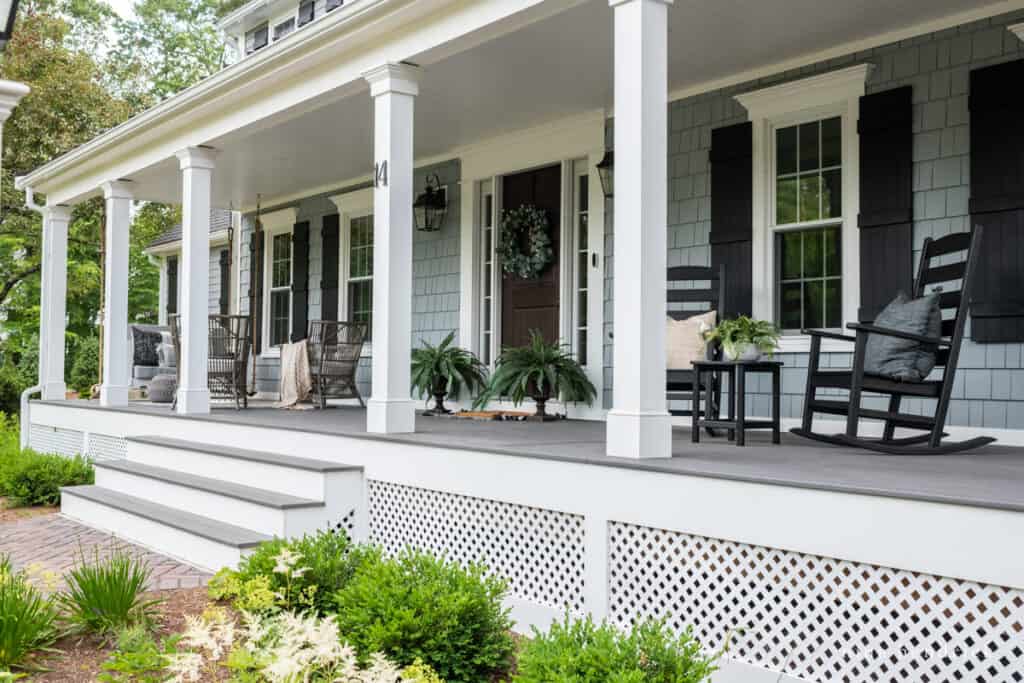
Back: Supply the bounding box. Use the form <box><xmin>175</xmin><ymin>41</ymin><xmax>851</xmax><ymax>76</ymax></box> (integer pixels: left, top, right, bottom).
<box><xmin>666</xmin><ymin>265</ymin><xmax>726</xmax><ymax>431</ymax></box>
<box><xmin>791</xmin><ymin>227</ymin><xmax>993</xmax><ymax>455</ymax></box>
<box><xmin>169</xmin><ymin>314</ymin><xmax>252</xmax><ymax>410</ymax></box>
<box><xmin>307</xmin><ymin>320</ymin><xmax>368</xmax><ymax>409</ymax></box>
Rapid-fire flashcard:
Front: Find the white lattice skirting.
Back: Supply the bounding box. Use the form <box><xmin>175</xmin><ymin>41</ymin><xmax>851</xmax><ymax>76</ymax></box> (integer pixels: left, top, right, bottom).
<box><xmin>608</xmin><ymin>521</ymin><xmax>1024</xmax><ymax>683</ymax></box>
<box><xmin>367</xmin><ymin>479</ymin><xmax>586</xmax><ymax>612</ymax></box>
<box><xmin>28</xmin><ymin>423</ymin><xmax>127</xmax><ymax>462</ymax></box>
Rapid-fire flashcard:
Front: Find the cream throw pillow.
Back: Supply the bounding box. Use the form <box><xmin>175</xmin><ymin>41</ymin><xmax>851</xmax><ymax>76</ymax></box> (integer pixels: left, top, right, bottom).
<box><xmin>666</xmin><ymin>310</ymin><xmax>716</xmax><ymax>369</ymax></box>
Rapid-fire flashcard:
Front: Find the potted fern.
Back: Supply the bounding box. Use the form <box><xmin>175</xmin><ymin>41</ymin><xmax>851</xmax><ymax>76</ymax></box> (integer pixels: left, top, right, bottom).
<box><xmin>702</xmin><ymin>316</ymin><xmax>779</xmax><ymax>361</ymax></box>
<box><xmin>474</xmin><ymin>331</ymin><xmax>596</xmax><ymax>421</ymax></box>
<box><xmin>410</xmin><ymin>331</ymin><xmax>488</xmax><ymax>415</ymax></box>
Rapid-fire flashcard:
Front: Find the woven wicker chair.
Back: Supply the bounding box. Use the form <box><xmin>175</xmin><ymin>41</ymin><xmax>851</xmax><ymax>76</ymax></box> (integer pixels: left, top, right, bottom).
<box><xmin>169</xmin><ymin>314</ymin><xmax>252</xmax><ymax>410</ymax></box>
<box><xmin>307</xmin><ymin>320</ymin><xmax>367</xmax><ymax>409</ymax></box>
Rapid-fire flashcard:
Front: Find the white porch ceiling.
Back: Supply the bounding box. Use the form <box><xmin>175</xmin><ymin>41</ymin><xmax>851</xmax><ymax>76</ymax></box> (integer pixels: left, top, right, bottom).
<box><xmin>123</xmin><ymin>0</ymin><xmax>1014</xmax><ymax>209</ymax></box>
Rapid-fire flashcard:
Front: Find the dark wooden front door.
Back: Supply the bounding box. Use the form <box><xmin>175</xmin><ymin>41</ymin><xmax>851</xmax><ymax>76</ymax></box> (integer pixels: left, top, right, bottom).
<box><xmin>501</xmin><ymin>164</ymin><xmax>561</xmax><ymax>347</ymax></box>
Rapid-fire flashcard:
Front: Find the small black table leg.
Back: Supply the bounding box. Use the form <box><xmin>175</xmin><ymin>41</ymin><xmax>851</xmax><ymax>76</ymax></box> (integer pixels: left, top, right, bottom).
<box><xmin>735</xmin><ymin>365</ymin><xmax>746</xmax><ymax>447</ymax></box>
<box><xmin>727</xmin><ymin>368</ymin><xmax>736</xmax><ymax>442</ymax></box>
<box><xmin>771</xmin><ymin>365</ymin><xmax>781</xmax><ymax>444</ymax></box>
<box><xmin>691</xmin><ymin>367</ymin><xmax>701</xmax><ymax>443</ymax></box>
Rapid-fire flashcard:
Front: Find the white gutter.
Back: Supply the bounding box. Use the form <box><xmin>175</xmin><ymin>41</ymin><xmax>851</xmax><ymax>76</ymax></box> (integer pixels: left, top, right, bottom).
<box><xmin>19</xmin><ymin>184</ymin><xmax>45</xmax><ymax>450</ymax></box>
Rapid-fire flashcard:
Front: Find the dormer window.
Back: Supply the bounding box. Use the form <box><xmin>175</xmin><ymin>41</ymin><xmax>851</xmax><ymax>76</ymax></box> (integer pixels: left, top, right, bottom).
<box><xmin>245</xmin><ymin>23</ymin><xmax>269</xmax><ymax>54</ymax></box>
<box><xmin>298</xmin><ymin>0</ymin><xmax>315</xmax><ymax>27</ymax></box>
<box><xmin>273</xmin><ymin>17</ymin><xmax>295</xmax><ymax>40</ymax></box>
<box><xmin>326</xmin><ymin>0</ymin><xmax>342</xmax><ymax>11</ymax></box>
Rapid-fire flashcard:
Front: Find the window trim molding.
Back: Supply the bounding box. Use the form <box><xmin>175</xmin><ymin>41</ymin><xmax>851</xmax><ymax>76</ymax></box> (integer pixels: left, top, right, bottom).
<box><xmin>329</xmin><ymin>188</ymin><xmax>374</xmax><ymax>356</ymax></box>
<box><xmin>259</xmin><ymin>207</ymin><xmax>298</xmax><ymax>358</ymax></box>
<box><xmin>735</xmin><ymin>64</ymin><xmax>872</xmax><ymax>353</ymax></box>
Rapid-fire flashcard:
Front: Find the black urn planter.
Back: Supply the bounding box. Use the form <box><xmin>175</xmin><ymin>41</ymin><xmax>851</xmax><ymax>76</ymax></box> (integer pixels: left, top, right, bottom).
<box><xmin>422</xmin><ymin>377</ymin><xmax>453</xmax><ymax>417</ymax></box>
<box><xmin>527</xmin><ymin>382</ymin><xmax>560</xmax><ymax>422</ymax></box>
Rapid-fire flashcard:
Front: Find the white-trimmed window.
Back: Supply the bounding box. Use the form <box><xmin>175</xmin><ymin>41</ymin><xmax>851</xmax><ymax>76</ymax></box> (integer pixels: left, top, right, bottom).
<box><xmin>329</xmin><ymin>189</ymin><xmax>375</xmax><ymax>345</ymax></box>
<box><xmin>478</xmin><ymin>179</ymin><xmax>496</xmax><ymax>365</ymax></box>
<box><xmin>571</xmin><ymin>160</ymin><xmax>590</xmax><ymax>365</ymax></box>
<box><xmin>736</xmin><ymin>64</ymin><xmax>871</xmax><ymax>348</ymax></box>
<box><xmin>245</xmin><ymin>22</ymin><xmax>268</xmax><ymax>54</ymax></box>
<box><xmin>347</xmin><ymin>214</ymin><xmax>374</xmax><ymax>339</ymax></box>
<box><xmin>268</xmin><ymin>232</ymin><xmax>292</xmax><ymax>347</ymax></box>
<box><xmin>273</xmin><ymin>17</ymin><xmax>295</xmax><ymax>40</ymax></box>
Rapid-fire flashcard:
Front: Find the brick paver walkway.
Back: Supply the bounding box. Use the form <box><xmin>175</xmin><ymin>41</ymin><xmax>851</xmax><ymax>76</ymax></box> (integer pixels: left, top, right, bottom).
<box><xmin>0</xmin><ymin>513</ymin><xmax>211</xmax><ymax>592</ymax></box>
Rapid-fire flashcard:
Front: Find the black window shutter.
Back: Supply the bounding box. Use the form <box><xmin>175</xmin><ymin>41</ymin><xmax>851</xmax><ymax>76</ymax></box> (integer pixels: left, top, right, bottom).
<box><xmin>857</xmin><ymin>86</ymin><xmax>914</xmax><ymax>322</ymax></box>
<box><xmin>166</xmin><ymin>256</ymin><xmax>178</xmax><ymax>317</ymax></box>
<box><xmin>321</xmin><ymin>214</ymin><xmax>340</xmax><ymax>321</ymax></box>
<box><xmin>291</xmin><ymin>221</ymin><xmax>310</xmax><ymax>342</ymax></box>
<box><xmin>249</xmin><ymin>230</ymin><xmax>265</xmax><ymax>355</ymax></box>
<box><xmin>709</xmin><ymin>121</ymin><xmax>752</xmax><ymax>318</ymax></box>
<box><xmin>969</xmin><ymin>59</ymin><xmax>1024</xmax><ymax>342</ymax></box>
<box><xmin>218</xmin><ymin>249</ymin><xmax>230</xmax><ymax>315</ymax></box>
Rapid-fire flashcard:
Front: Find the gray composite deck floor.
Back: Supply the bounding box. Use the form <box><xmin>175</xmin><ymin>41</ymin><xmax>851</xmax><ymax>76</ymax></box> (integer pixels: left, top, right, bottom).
<box><xmin>43</xmin><ymin>399</ymin><xmax>1024</xmax><ymax>513</ymax></box>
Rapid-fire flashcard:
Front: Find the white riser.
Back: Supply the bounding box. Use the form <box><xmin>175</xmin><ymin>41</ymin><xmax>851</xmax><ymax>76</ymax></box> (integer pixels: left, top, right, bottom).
<box><xmin>128</xmin><ymin>443</ymin><xmax>326</xmax><ymax>500</ymax></box>
<box><xmin>61</xmin><ymin>493</ymin><xmax>245</xmax><ymax>572</ymax></box>
<box><xmin>95</xmin><ymin>468</ymin><xmax>328</xmax><ymax>538</ymax></box>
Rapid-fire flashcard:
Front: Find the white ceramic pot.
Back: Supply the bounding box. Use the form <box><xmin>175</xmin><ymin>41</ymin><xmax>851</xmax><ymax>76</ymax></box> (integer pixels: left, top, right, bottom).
<box><xmin>726</xmin><ymin>344</ymin><xmax>762</xmax><ymax>362</ymax></box>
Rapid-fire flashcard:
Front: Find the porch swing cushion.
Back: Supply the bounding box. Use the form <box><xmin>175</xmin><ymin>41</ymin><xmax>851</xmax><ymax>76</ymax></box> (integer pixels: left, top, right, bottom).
<box><xmin>863</xmin><ymin>291</ymin><xmax>942</xmax><ymax>382</ymax></box>
<box><xmin>666</xmin><ymin>310</ymin><xmax>716</xmax><ymax>370</ymax></box>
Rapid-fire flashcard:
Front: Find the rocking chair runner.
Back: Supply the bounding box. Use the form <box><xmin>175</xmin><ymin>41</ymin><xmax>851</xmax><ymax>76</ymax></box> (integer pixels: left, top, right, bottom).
<box><xmin>306</xmin><ymin>320</ymin><xmax>368</xmax><ymax>409</ymax></box>
<box><xmin>665</xmin><ymin>265</ymin><xmax>726</xmax><ymax>430</ymax></box>
<box><xmin>791</xmin><ymin>227</ymin><xmax>993</xmax><ymax>455</ymax></box>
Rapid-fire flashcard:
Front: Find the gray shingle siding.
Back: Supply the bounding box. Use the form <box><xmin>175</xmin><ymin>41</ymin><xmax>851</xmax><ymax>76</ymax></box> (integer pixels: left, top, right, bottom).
<box><xmin>240</xmin><ymin>159</ymin><xmax>461</xmax><ymax>397</ymax></box>
<box><xmin>603</xmin><ymin>9</ymin><xmax>1024</xmax><ymax>428</ymax></box>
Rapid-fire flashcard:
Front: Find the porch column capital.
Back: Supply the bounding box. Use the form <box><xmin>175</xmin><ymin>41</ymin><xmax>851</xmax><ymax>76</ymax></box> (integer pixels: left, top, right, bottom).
<box><xmin>45</xmin><ymin>204</ymin><xmax>73</xmax><ymax>223</ymax></box>
<box><xmin>362</xmin><ymin>63</ymin><xmax>420</xmax><ymax>98</ymax></box>
<box><xmin>176</xmin><ymin>146</ymin><xmax>218</xmax><ymax>171</ymax></box>
<box><xmin>101</xmin><ymin>180</ymin><xmax>134</xmax><ymax>201</ymax></box>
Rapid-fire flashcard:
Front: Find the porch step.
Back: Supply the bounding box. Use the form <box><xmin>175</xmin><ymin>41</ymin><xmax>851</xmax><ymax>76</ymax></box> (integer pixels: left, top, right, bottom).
<box><xmin>61</xmin><ymin>485</ymin><xmax>271</xmax><ymax>571</ymax></box>
<box><xmin>95</xmin><ymin>460</ymin><xmax>325</xmax><ymax>537</ymax></box>
<box><xmin>126</xmin><ymin>435</ymin><xmax>360</xmax><ymax>500</ymax></box>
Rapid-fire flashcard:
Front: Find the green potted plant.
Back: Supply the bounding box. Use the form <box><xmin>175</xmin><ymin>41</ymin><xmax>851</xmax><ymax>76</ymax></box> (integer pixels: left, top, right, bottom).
<box><xmin>474</xmin><ymin>330</ymin><xmax>597</xmax><ymax>421</ymax></box>
<box><xmin>702</xmin><ymin>316</ymin><xmax>779</xmax><ymax>361</ymax></box>
<box><xmin>410</xmin><ymin>331</ymin><xmax>488</xmax><ymax>416</ymax></box>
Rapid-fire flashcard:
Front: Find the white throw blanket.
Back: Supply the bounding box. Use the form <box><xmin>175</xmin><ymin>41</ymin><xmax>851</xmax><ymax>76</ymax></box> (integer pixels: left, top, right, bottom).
<box><xmin>276</xmin><ymin>339</ymin><xmax>313</xmax><ymax>409</ymax></box>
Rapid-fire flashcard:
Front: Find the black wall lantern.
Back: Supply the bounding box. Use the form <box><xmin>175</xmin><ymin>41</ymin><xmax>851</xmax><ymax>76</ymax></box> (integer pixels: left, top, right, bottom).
<box><xmin>413</xmin><ymin>173</ymin><xmax>448</xmax><ymax>232</ymax></box>
<box><xmin>596</xmin><ymin>150</ymin><xmax>614</xmax><ymax>199</ymax></box>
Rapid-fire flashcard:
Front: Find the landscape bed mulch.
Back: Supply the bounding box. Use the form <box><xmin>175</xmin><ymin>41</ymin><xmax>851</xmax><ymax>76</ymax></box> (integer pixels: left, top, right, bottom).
<box><xmin>0</xmin><ymin>496</ymin><xmax>57</xmax><ymax>522</ymax></box>
<box><xmin>34</xmin><ymin>587</ymin><xmax>234</xmax><ymax>682</ymax></box>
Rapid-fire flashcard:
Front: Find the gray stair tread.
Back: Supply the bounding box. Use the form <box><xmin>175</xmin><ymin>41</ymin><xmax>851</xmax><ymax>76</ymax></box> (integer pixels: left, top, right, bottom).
<box><xmin>96</xmin><ymin>460</ymin><xmax>323</xmax><ymax>509</ymax></box>
<box><xmin>127</xmin><ymin>435</ymin><xmax>361</xmax><ymax>472</ymax></box>
<box><xmin>62</xmin><ymin>485</ymin><xmax>271</xmax><ymax>548</ymax></box>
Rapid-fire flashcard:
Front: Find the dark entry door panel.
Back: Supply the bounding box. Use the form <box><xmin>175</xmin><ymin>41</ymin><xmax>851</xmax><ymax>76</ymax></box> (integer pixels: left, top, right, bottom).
<box><xmin>501</xmin><ymin>164</ymin><xmax>561</xmax><ymax>347</ymax></box>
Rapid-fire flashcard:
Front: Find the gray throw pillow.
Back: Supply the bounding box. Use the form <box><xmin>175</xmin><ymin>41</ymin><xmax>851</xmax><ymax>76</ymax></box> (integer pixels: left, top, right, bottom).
<box><xmin>863</xmin><ymin>291</ymin><xmax>942</xmax><ymax>381</ymax></box>
<box><xmin>157</xmin><ymin>342</ymin><xmax>177</xmax><ymax>369</ymax></box>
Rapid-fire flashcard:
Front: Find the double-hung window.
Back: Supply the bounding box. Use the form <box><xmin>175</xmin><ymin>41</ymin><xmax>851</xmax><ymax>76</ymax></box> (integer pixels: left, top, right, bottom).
<box><xmin>774</xmin><ymin>117</ymin><xmax>843</xmax><ymax>331</ymax></box>
<box><xmin>245</xmin><ymin>23</ymin><xmax>269</xmax><ymax>54</ymax></box>
<box><xmin>273</xmin><ymin>17</ymin><xmax>295</xmax><ymax>40</ymax></box>
<box><xmin>347</xmin><ymin>215</ymin><xmax>374</xmax><ymax>340</ymax></box>
<box><xmin>298</xmin><ymin>0</ymin><xmax>315</xmax><ymax>26</ymax></box>
<box><xmin>269</xmin><ymin>232</ymin><xmax>292</xmax><ymax>347</ymax></box>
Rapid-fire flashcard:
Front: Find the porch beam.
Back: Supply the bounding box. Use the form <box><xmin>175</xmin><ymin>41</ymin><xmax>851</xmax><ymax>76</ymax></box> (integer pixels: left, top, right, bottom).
<box><xmin>363</xmin><ymin>63</ymin><xmax>418</xmax><ymax>434</ymax></box>
<box><xmin>100</xmin><ymin>181</ymin><xmax>133</xmax><ymax>407</ymax></box>
<box><xmin>40</xmin><ymin>205</ymin><xmax>72</xmax><ymax>400</ymax></box>
<box><xmin>606</xmin><ymin>0</ymin><xmax>673</xmax><ymax>459</ymax></box>
<box><xmin>175</xmin><ymin>147</ymin><xmax>217</xmax><ymax>415</ymax></box>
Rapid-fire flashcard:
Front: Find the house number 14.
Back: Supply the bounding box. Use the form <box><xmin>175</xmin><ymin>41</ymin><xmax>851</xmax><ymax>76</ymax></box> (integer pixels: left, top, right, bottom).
<box><xmin>375</xmin><ymin>161</ymin><xmax>388</xmax><ymax>188</ymax></box>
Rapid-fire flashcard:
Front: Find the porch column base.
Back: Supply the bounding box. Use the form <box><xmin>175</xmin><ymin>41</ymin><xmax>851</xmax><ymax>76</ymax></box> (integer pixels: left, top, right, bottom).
<box><xmin>100</xmin><ymin>384</ymin><xmax>129</xmax><ymax>407</ymax></box>
<box><xmin>367</xmin><ymin>398</ymin><xmax>415</xmax><ymax>434</ymax></box>
<box><xmin>176</xmin><ymin>388</ymin><xmax>210</xmax><ymax>415</ymax></box>
<box><xmin>606</xmin><ymin>409</ymin><xmax>672</xmax><ymax>459</ymax></box>
<box><xmin>42</xmin><ymin>382</ymin><xmax>66</xmax><ymax>401</ymax></box>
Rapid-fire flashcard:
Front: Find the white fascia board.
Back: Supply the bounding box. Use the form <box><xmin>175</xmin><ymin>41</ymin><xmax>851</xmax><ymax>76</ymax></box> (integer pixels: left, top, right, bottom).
<box><xmin>18</xmin><ymin>0</ymin><xmax>584</xmax><ymax>206</ymax></box>
<box><xmin>218</xmin><ymin>0</ymin><xmax>272</xmax><ymax>31</ymax></box>
<box><xmin>143</xmin><ymin>228</ymin><xmax>232</xmax><ymax>256</ymax></box>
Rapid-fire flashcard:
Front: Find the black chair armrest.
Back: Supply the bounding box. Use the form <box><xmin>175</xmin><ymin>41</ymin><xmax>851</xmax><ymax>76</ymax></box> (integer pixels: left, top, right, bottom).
<box><xmin>845</xmin><ymin>322</ymin><xmax>951</xmax><ymax>347</ymax></box>
<box><xmin>802</xmin><ymin>328</ymin><xmax>856</xmax><ymax>343</ymax></box>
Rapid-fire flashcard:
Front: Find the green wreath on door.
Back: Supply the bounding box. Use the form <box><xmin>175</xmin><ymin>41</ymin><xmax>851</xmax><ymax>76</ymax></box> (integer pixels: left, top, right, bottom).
<box><xmin>498</xmin><ymin>204</ymin><xmax>553</xmax><ymax>280</ymax></box>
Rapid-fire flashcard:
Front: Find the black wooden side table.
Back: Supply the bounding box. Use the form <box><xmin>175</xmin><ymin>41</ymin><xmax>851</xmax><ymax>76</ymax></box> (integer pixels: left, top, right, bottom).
<box><xmin>691</xmin><ymin>360</ymin><xmax>782</xmax><ymax>446</ymax></box>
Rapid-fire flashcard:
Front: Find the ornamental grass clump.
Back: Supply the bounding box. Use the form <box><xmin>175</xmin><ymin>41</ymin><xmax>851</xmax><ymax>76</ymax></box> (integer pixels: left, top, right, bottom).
<box><xmin>515</xmin><ymin>614</ymin><xmax>721</xmax><ymax>683</ymax></box>
<box><xmin>0</xmin><ymin>555</ymin><xmax>60</xmax><ymax>672</ymax></box>
<box><xmin>58</xmin><ymin>548</ymin><xmax>162</xmax><ymax>638</ymax></box>
<box><xmin>333</xmin><ymin>548</ymin><xmax>515</xmax><ymax>683</ymax></box>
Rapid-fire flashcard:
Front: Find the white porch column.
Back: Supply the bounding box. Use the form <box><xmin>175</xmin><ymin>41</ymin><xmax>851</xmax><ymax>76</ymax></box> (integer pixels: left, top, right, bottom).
<box><xmin>606</xmin><ymin>0</ymin><xmax>672</xmax><ymax>459</ymax></box>
<box><xmin>175</xmin><ymin>146</ymin><xmax>217</xmax><ymax>415</ymax></box>
<box><xmin>100</xmin><ymin>181</ymin><xmax>133</xmax><ymax>407</ymax></box>
<box><xmin>40</xmin><ymin>205</ymin><xmax>72</xmax><ymax>400</ymax></box>
<box><xmin>363</xmin><ymin>63</ymin><xmax>418</xmax><ymax>434</ymax></box>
